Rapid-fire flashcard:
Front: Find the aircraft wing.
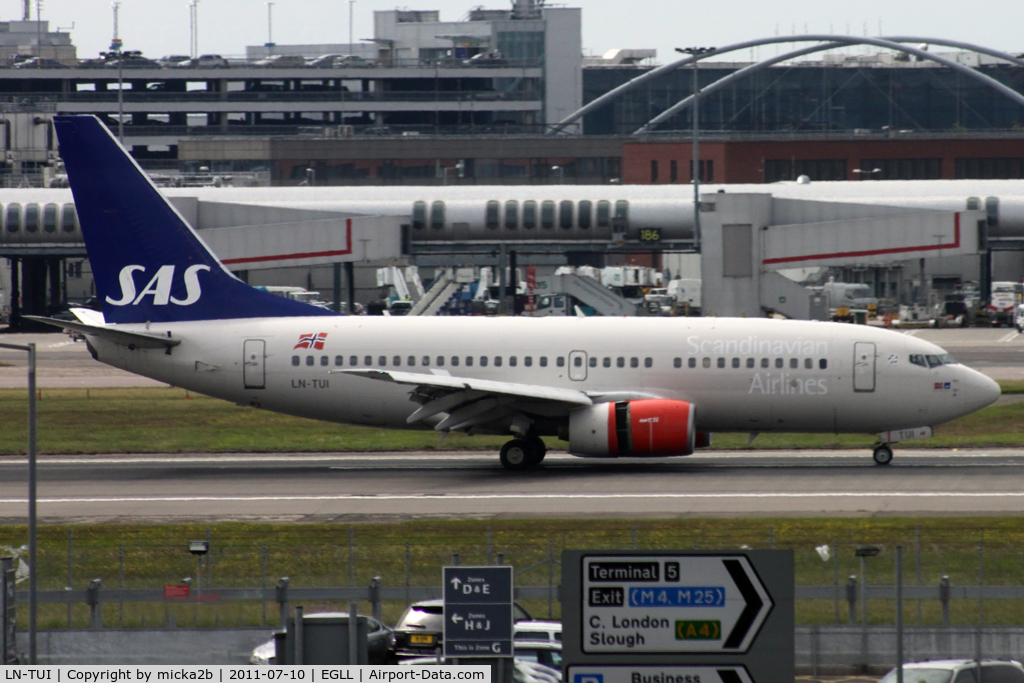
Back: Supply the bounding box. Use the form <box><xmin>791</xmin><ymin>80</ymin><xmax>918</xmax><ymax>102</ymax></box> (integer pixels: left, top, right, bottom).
<box><xmin>336</xmin><ymin>368</ymin><xmax>593</xmax><ymax>432</ymax></box>
<box><xmin>24</xmin><ymin>316</ymin><xmax>181</xmax><ymax>350</ymax></box>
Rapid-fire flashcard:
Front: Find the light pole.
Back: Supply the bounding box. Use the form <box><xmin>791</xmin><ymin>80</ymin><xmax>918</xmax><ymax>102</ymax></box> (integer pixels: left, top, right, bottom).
<box><xmin>855</xmin><ymin>544</ymin><xmax>880</xmax><ymax>673</ymax></box>
<box><xmin>108</xmin><ymin>3</ymin><xmax>124</xmax><ymax>142</ymax></box>
<box><xmin>348</xmin><ymin>0</ymin><xmax>356</xmax><ymax>52</ymax></box>
<box><xmin>265</xmin><ymin>2</ymin><xmax>274</xmax><ymax>54</ymax></box>
<box><xmin>676</xmin><ymin>46</ymin><xmax>715</xmax><ymax>252</ymax></box>
<box><xmin>0</xmin><ymin>342</ymin><xmax>36</xmax><ymax>663</ymax></box>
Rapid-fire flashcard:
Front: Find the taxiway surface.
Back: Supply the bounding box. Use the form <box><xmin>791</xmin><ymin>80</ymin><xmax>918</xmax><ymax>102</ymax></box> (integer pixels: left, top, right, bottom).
<box><xmin>1</xmin><ymin>450</ymin><xmax>1023</xmax><ymax>521</ymax></box>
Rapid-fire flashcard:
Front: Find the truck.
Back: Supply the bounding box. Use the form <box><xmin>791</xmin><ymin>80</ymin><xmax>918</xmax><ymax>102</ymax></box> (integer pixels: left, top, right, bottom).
<box><xmin>988</xmin><ymin>281</ymin><xmax>1022</xmax><ymax>326</ymax></box>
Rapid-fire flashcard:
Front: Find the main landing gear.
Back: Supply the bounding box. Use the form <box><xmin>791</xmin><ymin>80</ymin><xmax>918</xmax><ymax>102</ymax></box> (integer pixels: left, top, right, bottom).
<box><xmin>872</xmin><ymin>444</ymin><xmax>894</xmax><ymax>466</ymax></box>
<box><xmin>499</xmin><ymin>436</ymin><xmax>547</xmax><ymax>471</ymax></box>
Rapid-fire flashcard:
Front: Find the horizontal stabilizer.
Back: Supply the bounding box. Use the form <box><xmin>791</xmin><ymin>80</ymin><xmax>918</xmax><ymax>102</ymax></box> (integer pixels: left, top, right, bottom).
<box><xmin>24</xmin><ymin>316</ymin><xmax>181</xmax><ymax>349</ymax></box>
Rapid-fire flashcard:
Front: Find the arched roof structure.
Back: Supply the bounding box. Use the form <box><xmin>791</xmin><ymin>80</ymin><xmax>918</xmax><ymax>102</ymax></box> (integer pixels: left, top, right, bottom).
<box><xmin>550</xmin><ymin>35</ymin><xmax>1024</xmax><ymax>135</ymax></box>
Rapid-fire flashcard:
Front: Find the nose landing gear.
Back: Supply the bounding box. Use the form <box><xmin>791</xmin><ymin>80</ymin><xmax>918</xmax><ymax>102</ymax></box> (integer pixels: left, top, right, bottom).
<box><xmin>872</xmin><ymin>444</ymin><xmax>894</xmax><ymax>466</ymax></box>
<box><xmin>499</xmin><ymin>436</ymin><xmax>547</xmax><ymax>470</ymax></box>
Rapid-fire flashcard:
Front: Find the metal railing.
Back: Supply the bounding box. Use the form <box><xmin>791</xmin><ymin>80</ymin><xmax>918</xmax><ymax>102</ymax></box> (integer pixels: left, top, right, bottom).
<box><xmin>60</xmin><ymin>90</ymin><xmax>542</xmax><ymax>104</ymax></box>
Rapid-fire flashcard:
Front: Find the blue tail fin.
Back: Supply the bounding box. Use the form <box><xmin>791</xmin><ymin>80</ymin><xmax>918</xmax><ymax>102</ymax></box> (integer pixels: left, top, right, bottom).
<box><xmin>54</xmin><ymin>115</ymin><xmax>335</xmax><ymax>324</ymax></box>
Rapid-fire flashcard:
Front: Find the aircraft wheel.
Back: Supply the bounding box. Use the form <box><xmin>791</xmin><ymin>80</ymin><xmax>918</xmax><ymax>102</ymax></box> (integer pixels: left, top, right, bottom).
<box><xmin>525</xmin><ymin>436</ymin><xmax>547</xmax><ymax>466</ymax></box>
<box><xmin>500</xmin><ymin>439</ymin><xmax>536</xmax><ymax>471</ymax></box>
<box><xmin>872</xmin><ymin>444</ymin><xmax>894</xmax><ymax>466</ymax></box>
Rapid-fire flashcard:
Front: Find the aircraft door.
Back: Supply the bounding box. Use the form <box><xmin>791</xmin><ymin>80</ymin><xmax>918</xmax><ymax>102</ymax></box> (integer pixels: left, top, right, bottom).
<box><xmin>853</xmin><ymin>342</ymin><xmax>876</xmax><ymax>392</ymax></box>
<box><xmin>568</xmin><ymin>350</ymin><xmax>588</xmax><ymax>381</ymax></box>
<box><xmin>244</xmin><ymin>339</ymin><xmax>266</xmax><ymax>389</ymax></box>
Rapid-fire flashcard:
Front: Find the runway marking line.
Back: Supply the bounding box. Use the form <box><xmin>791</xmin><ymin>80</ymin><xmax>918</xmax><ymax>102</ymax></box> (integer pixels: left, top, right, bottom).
<box><xmin>999</xmin><ymin>331</ymin><xmax>1020</xmax><ymax>343</ymax></box>
<box><xmin>2</xmin><ymin>491</ymin><xmax>1024</xmax><ymax>504</ymax></box>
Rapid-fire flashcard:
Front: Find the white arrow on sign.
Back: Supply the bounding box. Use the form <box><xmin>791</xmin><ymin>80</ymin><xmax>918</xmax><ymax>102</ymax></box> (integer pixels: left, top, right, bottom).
<box><xmin>568</xmin><ymin>665</ymin><xmax>753</xmax><ymax>683</ymax></box>
<box><xmin>450</xmin><ymin>577</ymin><xmax>462</xmax><ymax>591</ymax></box>
<box><xmin>451</xmin><ymin>613</ymin><xmax>463</xmax><ymax>624</ymax></box>
<box><xmin>582</xmin><ymin>554</ymin><xmax>773</xmax><ymax>654</ymax></box>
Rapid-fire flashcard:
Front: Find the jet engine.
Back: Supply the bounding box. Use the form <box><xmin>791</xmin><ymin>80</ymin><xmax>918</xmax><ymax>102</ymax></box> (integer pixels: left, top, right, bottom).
<box><xmin>568</xmin><ymin>399</ymin><xmax>696</xmax><ymax>457</ymax></box>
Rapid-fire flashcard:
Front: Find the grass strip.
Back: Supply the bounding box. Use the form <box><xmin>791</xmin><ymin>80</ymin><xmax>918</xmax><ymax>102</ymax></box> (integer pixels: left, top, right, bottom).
<box><xmin>1</xmin><ymin>385</ymin><xmax>1023</xmax><ymax>454</ymax></box>
<box><xmin>2</xmin><ymin>517</ymin><xmax>1023</xmax><ymax>629</ymax></box>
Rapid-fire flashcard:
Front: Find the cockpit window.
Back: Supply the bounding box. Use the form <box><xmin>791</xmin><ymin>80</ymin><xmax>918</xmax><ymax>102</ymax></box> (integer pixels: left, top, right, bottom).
<box><xmin>910</xmin><ymin>353</ymin><xmax>957</xmax><ymax>368</ymax></box>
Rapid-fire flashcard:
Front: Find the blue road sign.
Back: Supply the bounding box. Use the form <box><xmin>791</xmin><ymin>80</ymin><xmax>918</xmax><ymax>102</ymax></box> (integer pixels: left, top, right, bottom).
<box><xmin>443</xmin><ymin>565</ymin><xmax>513</xmax><ymax>658</ymax></box>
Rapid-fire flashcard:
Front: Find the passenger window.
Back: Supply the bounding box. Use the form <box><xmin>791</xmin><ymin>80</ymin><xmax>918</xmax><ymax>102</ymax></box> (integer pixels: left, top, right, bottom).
<box><xmin>412</xmin><ymin>201</ymin><xmax>427</xmax><ymax>230</ymax></box>
<box><xmin>588</xmin><ymin>357</ymin><xmax>596</xmax><ymax>367</ymax></box>
<box><xmin>24</xmin><ymin>204</ymin><xmax>38</xmax><ymax>233</ymax></box>
<box><xmin>62</xmin><ymin>204</ymin><xmax>77</xmax><ymax>233</ymax></box>
<box><xmin>291</xmin><ymin>356</ymin><xmax>300</xmax><ymax>366</ymax></box>
<box><xmin>321</xmin><ymin>356</ymin><xmax>329</xmax><ymax>366</ymax></box>
<box><xmin>335</xmin><ymin>356</ymin><xmax>343</xmax><ymax>366</ymax></box>
<box><xmin>509</xmin><ymin>356</ymin><xmax>517</xmax><ymax>367</ymax></box>
<box><xmin>966</xmin><ymin>196</ymin><xmax>981</xmax><ymax>211</ymax></box>
<box><xmin>393</xmin><ymin>355</ymin><xmax>401</xmax><ymax>366</ymax></box>
<box><xmin>437</xmin><ymin>356</ymin><xmax>445</xmax><ymax>366</ymax></box>
<box><xmin>630</xmin><ymin>357</ymin><xmax>639</xmax><ymax>368</ymax></box>
<box><xmin>617</xmin><ymin>357</ymin><xmax>625</xmax><ymax>368</ymax></box>
<box><xmin>717</xmin><ymin>358</ymin><xmax>725</xmax><ymax>368</ymax></box>
<box><xmin>495</xmin><ymin>356</ymin><xmax>502</xmax><ymax>367</ymax></box>
<box><xmin>702</xmin><ymin>358</ymin><xmax>711</xmax><ymax>368</ymax></box>
<box><xmin>575</xmin><ymin>357</ymin><xmax>584</xmax><ymax>367</ymax></box>
<box><xmin>614</xmin><ymin>200</ymin><xmax>629</xmax><ymax>229</ymax></box>
<box><xmin>557</xmin><ymin>356</ymin><xmax>566</xmax><ymax>367</ymax></box>
<box><xmin>6</xmin><ymin>203</ymin><xmax>20</xmax><ymax>233</ymax></box>
<box><xmin>524</xmin><ymin>356</ymin><xmax>532</xmax><ymax>367</ymax></box>
<box><xmin>644</xmin><ymin>357</ymin><xmax>653</xmax><ymax>368</ymax></box>
<box><xmin>480</xmin><ymin>356</ymin><xmax>488</xmax><ymax>367</ymax></box>
<box><xmin>596</xmin><ymin>200</ymin><xmax>611</xmax><ymax>228</ymax></box>
<box><xmin>732</xmin><ymin>358</ymin><xmax>740</xmax><ymax>368</ymax></box>
<box><xmin>485</xmin><ymin>200</ymin><xmax>500</xmax><ymax>229</ymax></box>
<box><xmin>540</xmin><ymin>200</ymin><xmax>555</xmax><ymax>229</ymax></box>
<box><xmin>430</xmin><ymin>201</ymin><xmax>445</xmax><ymax>230</ymax></box>
<box><xmin>746</xmin><ymin>358</ymin><xmax>755</xmax><ymax>368</ymax></box>
<box><xmin>819</xmin><ymin>359</ymin><xmax>828</xmax><ymax>369</ymax></box>
<box><xmin>306</xmin><ymin>356</ymin><xmax>314</xmax><ymax>367</ymax></box>
<box><xmin>364</xmin><ymin>355</ymin><xmax>372</xmax><ymax>365</ymax></box>
<box><xmin>578</xmin><ymin>200</ymin><xmax>592</xmax><ymax>229</ymax></box>
<box><xmin>790</xmin><ymin>358</ymin><xmax>798</xmax><ymax>369</ymax></box>
<box><xmin>559</xmin><ymin>200</ymin><xmax>573</xmax><ymax>229</ymax></box>
<box><xmin>804</xmin><ymin>358</ymin><xmax>813</xmax><ymax>369</ymax></box>
<box><xmin>43</xmin><ymin>204</ymin><xmax>58</xmax><ymax>233</ymax></box>
<box><xmin>688</xmin><ymin>358</ymin><xmax>696</xmax><ymax>368</ymax></box>
<box><xmin>606</xmin><ymin>357</ymin><xmax>613</xmax><ymax>368</ymax></box>
<box><xmin>349</xmin><ymin>355</ymin><xmax>358</xmax><ymax>366</ymax></box>
<box><xmin>909</xmin><ymin>354</ymin><xmax>926</xmax><ymax>368</ymax></box>
<box><xmin>408</xmin><ymin>356</ymin><xmax>416</xmax><ymax>366</ymax></box>
<box><xmin>522</xmin><ymin>201</ymin><xmax>537</xmax><ymax>229</ymax></box>
<box><xmin>378</xmin><ymin>356</ymin><xmax>386</xmax><ymax>367</ymax></box>
<box><xmin>761</xmin><ymin>358</ymin><xmax>769</xmax><ymax>368</ymax></box>
<box><xmin>465</xmin><ymin>356</ymin><xmax>474</xmax><ymax>367</ymax></box>
<box><xmin>451</xmin><ymin>356</ymin><xmax>459</xmax><ymax>366</ymax></box>
<box><xmin>775</xmin><ymin>358</ymin><xmax>784</xmax><ymax>369</ymax></box>
<box><xmin>539</xmin><ymin>356</ymin><xmax>547</xmax><ymax>367</ymax></box>
<box><xmin>504</xmin><ymin>200</ymin><xmax>518</xmax><ymax>229</ymax></box>
<box><xmin>422</xmin><ymin>356</ymin><xmax>430</xmax><ymax>366</ymax></box>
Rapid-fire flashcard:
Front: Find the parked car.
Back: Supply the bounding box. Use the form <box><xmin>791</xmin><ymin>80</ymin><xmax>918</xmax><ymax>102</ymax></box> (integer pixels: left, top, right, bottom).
<box><xmin>390</xmin><ymin>598</ymin><xmax>533</xmax><ymax>660</ymax></box>
<box><xmin>194</xmin><ymin>54</ymin><xmax>228</xmax><ymax>68</ymax></box>
<box><xmin>158</xmin><ymin>55</ymin><xmax>192</xmax><ymax>67</ymax></box>
<box><xmin>254</xmin><ymin>55</ymin><xmax>307</xmax><ymax>68</ymax></box>
<box><xmin>878</xmin><ymin>659</ymin><xmax>1024</xmax><ymax>683</ymax></box>
<box><xmin>514</xmin><ymin>620</ymin><xmax>561</xmax><ymax>644</ymax></box>
<box><xmin>249</xmin><ymin>612</ymin><xmax>393</xmax><ymax>664</ymax></box>
<box><xmin>307</xmin><ymin>53</ymin><xmax>344</xmax><ymax>68</ymax></box>
<box><xmin>512</xmin><ymin>641</ymin><xmax>562</xmax><ymax>671</ymax></box>
<box><xmin>12</xmin><ymin>57</ymin><xmax>64</xmax><ymax>69</ymax></box>
<box><xmin>465</xmin><ymin>50</ymin><xmax>506</xmax><ymax>66</ymax></box>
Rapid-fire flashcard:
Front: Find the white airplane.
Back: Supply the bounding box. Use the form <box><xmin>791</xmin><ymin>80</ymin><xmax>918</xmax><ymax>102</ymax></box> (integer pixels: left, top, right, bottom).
<box><xmin>33</xmin><ymin>115</ymin><xmax>1001</xmax><ymax>469</ymax></box>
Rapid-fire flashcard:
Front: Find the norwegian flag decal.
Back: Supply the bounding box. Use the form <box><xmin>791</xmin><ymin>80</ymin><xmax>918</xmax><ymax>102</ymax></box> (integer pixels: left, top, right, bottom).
<box><xmin>294</xmin><ymin>332</ymin><xmax>328</xmax><ymax>350</ymax></box>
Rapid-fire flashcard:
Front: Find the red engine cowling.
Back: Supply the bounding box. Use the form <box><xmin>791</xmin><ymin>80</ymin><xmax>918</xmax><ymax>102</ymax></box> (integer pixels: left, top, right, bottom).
<box><xmin>568</xmin><ymin>399</ymin><xmax>696</xmax><ymax>457</ymax></box>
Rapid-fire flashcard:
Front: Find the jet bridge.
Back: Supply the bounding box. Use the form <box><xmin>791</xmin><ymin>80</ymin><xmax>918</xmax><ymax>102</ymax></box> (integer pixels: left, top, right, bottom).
<box><xmin>701</xmin><ymin>193</ymin><xmax>985</xmax><ymax>319</ymax></box>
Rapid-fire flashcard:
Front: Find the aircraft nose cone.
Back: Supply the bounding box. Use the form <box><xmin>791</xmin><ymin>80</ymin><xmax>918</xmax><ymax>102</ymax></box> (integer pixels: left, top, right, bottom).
<box><xmin>968</xmin><ymin>371</ymin><xmax>1001</xmax><ymax>410</ymax></box>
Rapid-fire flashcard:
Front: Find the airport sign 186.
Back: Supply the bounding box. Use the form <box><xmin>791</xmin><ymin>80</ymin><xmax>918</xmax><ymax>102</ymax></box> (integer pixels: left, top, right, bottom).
<box><xmin>583</xmin><ymin>555</ymin><xmax>773</xmax><ymax>654</ymax></box>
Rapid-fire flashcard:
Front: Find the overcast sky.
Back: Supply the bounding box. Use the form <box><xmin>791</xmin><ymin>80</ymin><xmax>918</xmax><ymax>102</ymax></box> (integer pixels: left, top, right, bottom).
<box><xmin>8</xmin><ymin>0</ymin><xmax>1022</xmax><ymax>62</ymax></box>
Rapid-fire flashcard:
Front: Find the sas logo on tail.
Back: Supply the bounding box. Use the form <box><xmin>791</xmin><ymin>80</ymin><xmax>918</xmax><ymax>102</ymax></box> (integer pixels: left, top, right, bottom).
<box><xmin>106</xmin><ymin>264</ymin><xmax>211</xmax><ymax>307</ymax></box>
<box><xmin>294</xmin><ymin>332</ymin><xmax>328</xmax><ymax>350</ymax></box>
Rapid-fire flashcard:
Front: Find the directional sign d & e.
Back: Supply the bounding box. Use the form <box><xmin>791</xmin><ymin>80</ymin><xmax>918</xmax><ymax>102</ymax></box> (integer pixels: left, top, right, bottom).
<box><xmin>582</xmin><ymin>555</ymin><xmax>773</xmax><ymax>654</ymax></box>
<box><xmin>443</xmin><ymin>565</ymin><xmax>514</xmax><ymax>658</ymax></box>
